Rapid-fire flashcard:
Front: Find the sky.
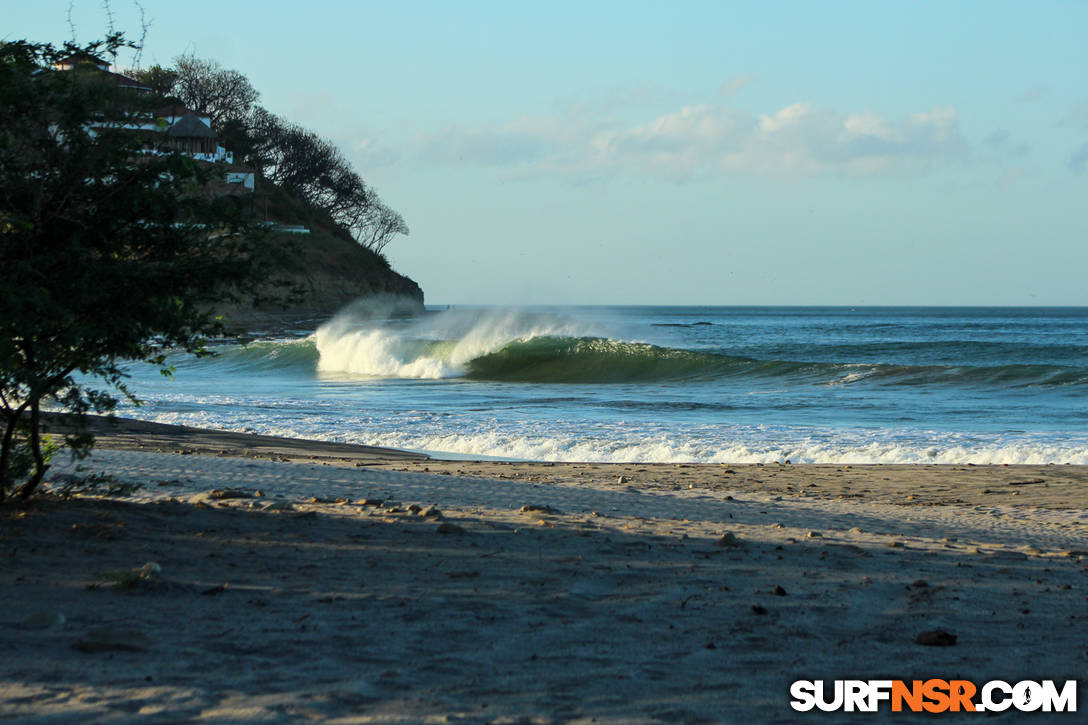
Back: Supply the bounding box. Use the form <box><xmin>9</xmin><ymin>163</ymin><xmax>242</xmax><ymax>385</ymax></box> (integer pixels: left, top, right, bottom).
<box><xmin>8</xmin><ymin>1</ymin><xmax>1088</xmax><ymax>306</ymax></box>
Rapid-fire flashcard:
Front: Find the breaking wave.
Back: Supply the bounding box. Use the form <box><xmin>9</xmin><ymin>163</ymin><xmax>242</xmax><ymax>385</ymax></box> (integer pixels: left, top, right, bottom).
<box><xmin>304</xmin><ymin>306</ymin><xmax>1088</xmax><ymax>387</ymax></box>
<box><xmin>112</xmin><ymin>304</ymin><xmax>1088</xmax><ymax>465</ymax></box>
<box><xmin>191</xmin><ymin>307</ymin><xmax>1088</xmax><ymax>389</ymax></box>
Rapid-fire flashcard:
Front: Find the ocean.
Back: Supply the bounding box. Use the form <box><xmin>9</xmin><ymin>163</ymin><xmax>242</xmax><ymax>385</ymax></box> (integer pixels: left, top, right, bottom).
<box><xmin>112</xmin><ymin>304</ymin><xmax>1088</xmax><ymax>464</ymax></box>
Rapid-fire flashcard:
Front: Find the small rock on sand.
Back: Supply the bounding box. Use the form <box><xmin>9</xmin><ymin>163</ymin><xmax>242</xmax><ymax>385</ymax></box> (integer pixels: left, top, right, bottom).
<box><xmin>520</xmin><ymin>504</ymin><xmax>563</xmax><ymax>515</ymax></box>
<box><xmin>436</xmin><ymin>522</ymin><xmax>465</xmax><ymax>535</ymax></box>
<box><xmin>715</xmin><ymin>532</ymin><xmax>742</xmax><ymax>548</ymax></box>
<box><xmin>915</xmin><ymin>629</ymin><xmax>957</xmax><ymax>647</ymax></box>
<box><xmin>138</xmin><ymin>562</ymin><xmax>162</xmax><ymax>577</ymax></box>
<box><xmin>23</xmin><ymin>611</ymin><xmax>66</xmax><ymax>629</ymax></box>
<box><xmin>208</xmin><ymin>489</ymin><xmax>254</xmax><ymax>500</ymax></box>
<box><xmin>75</xmin><ymin>628</ymin><xmax>152</xmax><ymax>653</ymax></box>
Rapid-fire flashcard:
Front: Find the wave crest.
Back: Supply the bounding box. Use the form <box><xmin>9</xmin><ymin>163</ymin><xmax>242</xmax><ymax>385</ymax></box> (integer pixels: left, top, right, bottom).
<box><xmin>271</xmin><ymin>304</ymin><xmax>1088</xmax><ymax>388</ymax></box>
<box><xmin>314</xmin><ymin>306</ymin><xmax>609</xmax><ymax>379</ymax></box>
<box><xmin>465</xmin><ymin>337</ymin><xmax>730</xmax><ymax>382</ymax></box>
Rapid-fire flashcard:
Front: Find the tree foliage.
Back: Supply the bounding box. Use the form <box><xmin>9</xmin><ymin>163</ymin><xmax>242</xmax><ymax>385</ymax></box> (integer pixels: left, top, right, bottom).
<box><xmin>350</xmin><ymin>199</ymin><xmax>409</xmax><ymax>254</ymax></box>
<box><xmin>248</xmin><ymin>108</ymin><xmax>408</xmax><ymax>252</ymax></box>
<box><xmin>0</xmin><ymin>36</ymin><xmax>278</xmax><ymax>501</ymax></box>
<box><xmin>170</xmin><ymin>56</ymin><xmax>260</xmax><ymax>127</ymax></box>
<box><xmin>129</xmin><ymin>63</ymin><xmax>177</xmax><ymax>97</ymax></box>
<box><xmin>121</xmin><ymin>56</ymin><xmax>408</xmax><ymax>253</ymax></box>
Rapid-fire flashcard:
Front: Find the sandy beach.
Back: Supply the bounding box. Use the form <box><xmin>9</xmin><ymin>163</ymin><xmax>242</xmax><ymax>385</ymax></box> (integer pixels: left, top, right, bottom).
<box><xmin>3</xmin><ymin>420</ymin><xmax>1088</xmax><ymax>722</ymax></box>
<box><xmin>8</xmin><ymin>1</ymin><xmax>1088</xmax><ymax>720</ymax></box>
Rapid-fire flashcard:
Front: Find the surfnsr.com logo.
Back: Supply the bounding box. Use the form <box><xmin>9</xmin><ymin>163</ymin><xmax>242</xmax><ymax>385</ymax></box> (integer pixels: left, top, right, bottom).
<box><xmin>790</xmin><ymin>679</ymin><xmax>1077</xmax><ymax>713</ymax></box>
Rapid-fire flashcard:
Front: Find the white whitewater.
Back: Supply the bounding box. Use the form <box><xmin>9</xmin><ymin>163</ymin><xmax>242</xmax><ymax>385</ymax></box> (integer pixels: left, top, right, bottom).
<box><xmin>314</xmin><ymin>304</ymin><xmax>608</xmax><ymax>379</ymax></box>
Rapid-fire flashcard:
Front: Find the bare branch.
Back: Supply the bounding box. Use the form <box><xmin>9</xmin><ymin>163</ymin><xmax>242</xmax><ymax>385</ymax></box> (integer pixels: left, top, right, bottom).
<box><xmin>66</xmin><ymin>0</ymin><xmax>77</xmax><ymax>43</ymax></box>
<box><xmin>132</xmin><ymin>0</ymin><xmax>149</xmax><ymax>70</ymax></box>
<box><xmin>172</xmin><ymin>56</ymin><xmax>259</xmax><ymax>127</ymax></box>
<box><xmin>102</xmin><ymin>0</ymin><xmax>116</xmax><ymax>37</ymax></box>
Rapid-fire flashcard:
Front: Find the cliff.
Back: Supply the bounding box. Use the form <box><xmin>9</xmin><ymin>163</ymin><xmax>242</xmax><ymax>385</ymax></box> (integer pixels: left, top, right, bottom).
<box><xmin>219</xmin><ymin>179</ymin><xmax>424</xmax><ymax>329</ymax></box>
<box><xmin>268</xmin><ymin>228</ymin><xmax>422</xmax><ymax>307</ymax></box>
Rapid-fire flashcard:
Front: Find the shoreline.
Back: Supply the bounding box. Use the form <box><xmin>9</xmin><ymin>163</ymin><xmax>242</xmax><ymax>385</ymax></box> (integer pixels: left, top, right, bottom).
<box><xmin>4</xmin><ymin>417</ymin><xmax>1087</xmax><ymax>721</ymax></box>
<box><xmin>60</xmin><ymin>413</ymin><xmax>1088</xmax><ymax>511</ymax></box>
<box><xmin>42</xmin><ymin>413</ymin><xmax>429</xmax><ymax>463</ymax></box>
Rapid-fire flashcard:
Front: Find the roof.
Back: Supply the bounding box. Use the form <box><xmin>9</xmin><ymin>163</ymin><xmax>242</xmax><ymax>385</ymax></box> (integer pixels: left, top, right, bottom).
<box><xmin>166</xmin><ymin>113</ymin><xmax>217</xmax><ymax>139</ymax></box>
<box><xmin>102</xmin><ymin>70</ymin><xmax>152</xmax><ymax>92</ymax></box>
<box><xmin>55</xmin><ymin>52</ymin><xmax>109</xmax><ymax>70</ymax></box>
<box><xmin>53</xmin><ymin>56</ymin><xmax>152</xmax><ymax>93</ymax></box>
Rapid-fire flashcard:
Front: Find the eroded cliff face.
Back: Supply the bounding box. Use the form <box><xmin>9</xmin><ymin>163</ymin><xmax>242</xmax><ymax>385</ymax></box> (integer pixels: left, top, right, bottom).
<box><xmin>218</xmin><ymin>231</ymin><xmax>423</xmax><ymax>330</ymax></box>
<box><xmin>285</xmin><ymin>262</ymin><xmax>423</xmax><ymax>312</ymax></box>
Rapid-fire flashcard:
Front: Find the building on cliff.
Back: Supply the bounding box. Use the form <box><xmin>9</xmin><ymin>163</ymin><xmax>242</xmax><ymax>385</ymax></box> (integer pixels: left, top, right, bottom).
<box><xmin>52</xmin><ymin>53</ymin><xmax>255</xmax><ymax>193</ymax></box>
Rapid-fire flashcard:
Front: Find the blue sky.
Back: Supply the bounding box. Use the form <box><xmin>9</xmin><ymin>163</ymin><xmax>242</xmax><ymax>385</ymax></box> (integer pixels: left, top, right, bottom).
<box><xmin>9</xmin><ymin>1</ymin><xmax>1088</xmax><ymax>305</ymax></box>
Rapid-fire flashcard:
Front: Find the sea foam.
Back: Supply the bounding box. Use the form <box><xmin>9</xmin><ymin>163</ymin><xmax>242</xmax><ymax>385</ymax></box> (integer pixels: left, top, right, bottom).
<box><xmin>115</xmin><ymin>404</ymin><xmax>1088</xmax><ymax>465</ymax></box>
<box><xmin>314</xmin><ymin>305</ymin><xmax>606</xmax><ymax>379</ymax></box>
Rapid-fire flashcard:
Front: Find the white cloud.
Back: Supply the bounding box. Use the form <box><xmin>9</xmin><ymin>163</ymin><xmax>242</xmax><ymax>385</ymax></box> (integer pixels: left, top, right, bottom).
<box><xmin>419</xmin><ymin>98</ymin><xmax>970</xmax><ymax>179</ymax></box>
<box><xmin>843</xmin><ymin>111</ymin><xmax>899</xmax><ymax>142</ymax></box>
<box><xmin>715</xmin><ymin>103</ymin><xmax>965</xmax><ymax>175</ymax></box>
<box><xmin>590</xmin><ymin>104</ymin><xmax>752</xmax><ymax>175</ymax></box>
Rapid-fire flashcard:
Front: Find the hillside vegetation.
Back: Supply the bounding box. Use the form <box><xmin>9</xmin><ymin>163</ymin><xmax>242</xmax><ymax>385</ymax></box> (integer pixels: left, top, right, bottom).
<box><xmin>129</xmin><ymin>55</ymin><xmax>423</xmax><ymax>324</ymax></box>
<box><xmin>219</xmin><ymin>177</ymin><xmax>423</xmax><ymax>328</ymax></box>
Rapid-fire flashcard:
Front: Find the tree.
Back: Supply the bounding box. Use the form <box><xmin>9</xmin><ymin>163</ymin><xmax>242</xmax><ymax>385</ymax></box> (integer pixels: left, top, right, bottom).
<box><xmin>349</xmin><ymin>199</ymin><xmax>409</xmax><ymax>254</ymax></box>
<box><xmin>128</xmin><ymin>63</ymin><xmax>178</xmax><ymax>97</ymax></box>
<box><xmin>123</xmin><ymin>54</ymin><xmax>409</xmax><ymax>254</ymax></box>
<box><xmin>0</xmin><ymin>36</ymin><xmax>278</xmax><ymax>501</ymax></box>
<box><xmin>171</xmin><ymin>56</ymin><xmax>259</xmax><ymax>127</ymax></box>
<box><xmin>248</xmin><ymin>108</ymin><xmax>409</xmax><ymax>252</ymax></box>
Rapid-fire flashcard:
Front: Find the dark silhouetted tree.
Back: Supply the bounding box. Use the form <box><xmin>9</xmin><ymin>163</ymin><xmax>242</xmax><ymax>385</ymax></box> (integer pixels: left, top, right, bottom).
<box><xmin>0</xmin><ymin>36</ymin><xmax>279</xmax><ymax>500</ymax></box>
<box><xmin>349</xmin><ymin>199</ymin><xmax>409</xmax><ymax>254</ymax></box>
<box><xmin>171</xmin><ymin>55</ymin><xmax>259</xmax><ymax>127</ymax></box>
<box><xmin>248</xmin><ymin>108</ymin><xmax>409</xmax><ymax>251</ymax></box>
<box><xmin>122</xmin><ymin>55</ymin><xmax>409</xmax><ymax>253</ymax></box>
<box><xmin>128</xmin><ymin>63</ymin><xmax>177</xmax><ymax>97</ymax></box>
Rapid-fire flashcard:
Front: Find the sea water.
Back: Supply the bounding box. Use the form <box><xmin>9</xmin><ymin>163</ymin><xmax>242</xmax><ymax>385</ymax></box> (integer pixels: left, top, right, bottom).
<box><xmin>111</xmin><ymin>305</ymin><xmax>1088</xmax><ymax>464</ymax></box>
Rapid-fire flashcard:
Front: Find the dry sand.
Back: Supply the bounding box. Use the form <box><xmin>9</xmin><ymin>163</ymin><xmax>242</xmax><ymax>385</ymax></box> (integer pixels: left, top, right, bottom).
<box><xmin>2</xmin><ymin>420</ymin><xmax>1087</xmax><ymax>722</ymax></box>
